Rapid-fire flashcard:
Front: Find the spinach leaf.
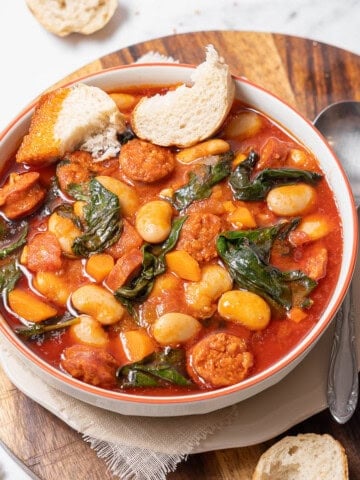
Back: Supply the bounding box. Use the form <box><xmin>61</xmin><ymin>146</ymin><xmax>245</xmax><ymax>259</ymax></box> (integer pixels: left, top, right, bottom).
<box><xmin>37</xmin><ymin>176</ymin><xmax>62</xmax><ymax>218</ymax></box>
<box><xmin>66</xmin><ymin>182</ymin><xmax>90</xmax><ymax>202</ymax></box>
<box><xmin>72</xmin><ymin>179</ymin><xmax>122</xmax><ymax>257</ymax></box>
<box><xmin>0</xmin><ymin>221</ymin><xmax>28</xmax><ymax>259</ymax></box>
<box><xmin>0</xmin><ymin>259</ymin><xmax>21</xmax><ymax>294</ymax></box>
<box><xmin>217</xmin><ymin>221</ymin><xmax>317</xmax><ymax>311</ymax></box>
<box><xmin>114</xmin><ymin>216</ymin><xmax>187</xmax><ymax>314</ymax></box>
<box><xmin>173</xmin><ymin>151</ymin><xmax>234</xmax><ymax>210</ymax></box>
<box><xmin>0</xmin><ymin>220</ymin><xmax>27</xmax><ymax>294</ymax></box>
<box><xmin>229</xmin><ymin>150</ymin><xmax>323</xmax><ymax>201</ymax></box>
<box><xmin>15</xmin><ymin>316</ymin><xmax>80</xmax><ymax>339</ymax></box>
<box><xmin>117</xmin><ymin>348</ymin><xmax>192</xmax><ymax>388</ymax></box>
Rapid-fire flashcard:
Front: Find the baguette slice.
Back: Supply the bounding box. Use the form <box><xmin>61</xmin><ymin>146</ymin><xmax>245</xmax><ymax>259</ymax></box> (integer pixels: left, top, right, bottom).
<box><xmin>253</xmin><ymin>433</ymin><xmax>348</xmax><ymax>480</ymax></box>
<box><xmin>132</xmin><ymin>44</ymin><xmax>235</xmax><ymax>148</ymax></box>
<box><xmin>16</xmin><ymin>83</ymin><xmax>126</xmax><ymax>166</ymax></box>
<box><xmin>25</xmin><ymin>0</ymin><xmax>118</xmax><ymax>37</ymax></box>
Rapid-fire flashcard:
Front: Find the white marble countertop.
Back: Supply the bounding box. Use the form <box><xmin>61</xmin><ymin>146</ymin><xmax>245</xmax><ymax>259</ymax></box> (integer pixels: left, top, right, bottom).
<box><xmin>0</xmin><ymin>0</ymin><xmax>359</xmax><ymax>132</ymax></box>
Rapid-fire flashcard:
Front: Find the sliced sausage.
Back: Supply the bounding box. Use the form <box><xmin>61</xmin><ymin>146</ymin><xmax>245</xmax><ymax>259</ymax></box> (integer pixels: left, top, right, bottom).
<box><xmin>61</xmin><ymin>344</ymin><xmax>118</xmax><ymax>389</ymax></box>
<box><xmin>0</xmin><ymin>172</ymin><xmax>46</xmax><ymax>219</ymax></box>
<box><xmin>105</xmin><ymin>219</ymin><xmax>143</xmax><ymax>259</ymax></box>
<box><xmin>57</xmin><ymin>151</ymin><xmax>119</xmax><ymax>194</ymax></box>
<box><xmin>105</xmin><ymin>247</ymin><xmax>143</xmax><ymax>291</ymax></box>
<box><xmin>176</xmin><ymin>212</ymin><xmax>221</xmax><ymax>263</ymax></box>
<box><xmin>188</xmin><ymin>332</ymin><xmax>254</xmax><ymax>388</ymax></box>
<box><xmin>56</xmin><ymin>156</ymin><xmax>91</xmax><ymax>194</ymax></box>
<box><xmin>119</xmin><ymin>138</ymin><xmax>175</xmax><ymax>183</ymax></box>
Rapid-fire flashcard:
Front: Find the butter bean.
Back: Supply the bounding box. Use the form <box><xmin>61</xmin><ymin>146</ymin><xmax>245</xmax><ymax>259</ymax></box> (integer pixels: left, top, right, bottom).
<box><xmin>69</xmin><ymin>315</ymin><xmax>109</xmax><ymax>347</ymax></box>
<box><xmin>223</xmin><ymin>111</ymin><xmax>263</xmax><ymax>139</ymax></box>
<box><xmin>96</xmin><ymin>175</ymin><xmax>139</xmax><ymax>217</ymax></box>
<box><xmin>71</xmin><ymin>284</ymin><xmax>125</xmax><ymax>325</ymax></box>
<box><xmin>218</xmin><ymin>290</ymin><xmax>271</xmax><ymax>330</ymax></box>
<box><xmin>48</xmin><ymin>211</ymin><xmax>82</xmax><ymax>255</ymax></box>
<box><xmin>153</xmin><ymin>312</ymin><xmax>201</xmax><ymax>345</ymax></box>
<box><xmin>176</xmin><ymin>139</ymin><xmax>230</xmax><ymax>164</ymax></box>
<box><xmin>135</xmin><ymin>200</ymin><xmax>173</xmax><ymax>243</ymax></box>
<box><xmin>267</xmin><ymin>183</ymin><xmax>316</xmax><ymax>216</ymax></box>
<box><xmin>184</xmin><ymin>265</ymin><xmax>233</xmax><ymax>318</ymax></box>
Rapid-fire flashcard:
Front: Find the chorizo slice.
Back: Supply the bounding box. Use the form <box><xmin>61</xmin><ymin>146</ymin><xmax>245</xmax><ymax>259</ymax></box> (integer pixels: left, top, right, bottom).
<box><xmin>176</xmin><ymin>212</ymin><xmax>222</xmax><ymax>263</ymax></box>
<box><xmin>61</xmin><ymin>344</ymin><xmax>118</xmax><ymax>389</ymax></box>
<box><xmin>57</xmin><ymin>151</ymin><xmax>119</xmax><ymax>194</ymax></box>
<box><xmin>119</xmin><ymin>138</ymin><xmax>175</xmax><ymax>183</ymax></box>
<box><xmin>56</xmin><ymin>156</ymin><xmax>91</xmax><ymax>194</ymax></box>
<box><xmin>26</xmin><ymin>231</ymin><xmax>63</xmax><ymax>272</ymax></box>
<box><xmin>0</xmin><ymin>172</ymin><xmax>46</xmax><ymax>219</ymax></box>
<box><xmin>105</xmin><ymin>247</ymin><xmax>143</xmax><ymax>291</ymax></box>
<box><xmin>188</xmin><ymin>332</ymin><xmax>254</xmax><ymax>388</ymax></box>
<box><xmin>105</xmin><ymin>219</ymin><xmax>143</xmax><ymax>259</ymax></box>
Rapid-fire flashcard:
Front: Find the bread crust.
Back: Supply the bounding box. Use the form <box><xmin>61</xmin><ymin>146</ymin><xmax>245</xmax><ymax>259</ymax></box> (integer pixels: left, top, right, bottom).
<box><xmin>16</xmin><ymin>83</ymin><xmax>125</xmax><ymax>166</ymax></box>
<box><xmin>252</xmin><ymin>433</ymin><xmax>349</xmax><ymax>480</ymax></box>
<box><xmin>25</xmin><ymin>0</ymin><xmax>118</xmax><ymax>36</ymax></box>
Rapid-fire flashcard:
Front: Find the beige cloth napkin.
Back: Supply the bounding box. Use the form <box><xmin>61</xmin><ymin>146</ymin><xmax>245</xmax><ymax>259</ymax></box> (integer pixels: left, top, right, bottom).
<box><xmin>0</xmin><ymin>335</ymin><xmax>240</xmax><ymax>480</ymax></box>
<box><xmin>0</xmin><ymin>51</ymin><xmax>243</xmax><ymax>480</ymax></box>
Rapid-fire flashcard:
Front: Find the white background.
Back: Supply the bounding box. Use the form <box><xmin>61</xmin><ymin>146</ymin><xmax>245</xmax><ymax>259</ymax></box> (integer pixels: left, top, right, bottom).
<box><xmin>0</xmin><ymin>0</ymin><xmax>359</xmax><ymax>132</ymax></box>
<box><xmin>0</xmin><ymin>0</ymin><xmax>359</xmax><ymax>477</ymax></box>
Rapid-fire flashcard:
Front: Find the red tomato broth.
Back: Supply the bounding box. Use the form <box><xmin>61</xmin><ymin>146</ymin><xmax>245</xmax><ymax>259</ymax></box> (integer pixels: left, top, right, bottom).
<box><xmin>0</xmin><ymin>85</ymin><xmax>343</xmax><ymax>396</ymax></box>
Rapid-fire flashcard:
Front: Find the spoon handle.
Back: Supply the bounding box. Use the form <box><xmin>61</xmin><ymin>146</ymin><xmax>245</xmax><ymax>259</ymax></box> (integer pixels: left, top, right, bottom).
<box><xmin>327</xmin><ymin>282</ymin><xmax>359</xmax><ymax>423</ymax></box>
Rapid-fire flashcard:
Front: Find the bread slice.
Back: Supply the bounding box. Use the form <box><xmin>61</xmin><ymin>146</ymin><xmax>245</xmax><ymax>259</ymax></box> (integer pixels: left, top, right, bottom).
<box><xmin>25</xmin><ymin>0</ymin><xmax>118</xmax><ymax>37</ymax></box>
<box><xmin>132</xmin><ymin>44</ymin><xmax>235</xmax><ymax>148</ymax></box>
<box><xmin>252</xmin><ymin>433</ymin><xmax>348</xmax><ymax>480</ymax></box>
<box><xmin>16</xmin><ymin>83</ymin><xmax>126</xmax><ymax>166</ymax></box>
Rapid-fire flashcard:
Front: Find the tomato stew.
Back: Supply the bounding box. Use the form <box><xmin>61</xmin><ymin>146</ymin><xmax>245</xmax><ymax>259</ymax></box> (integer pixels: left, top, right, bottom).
<box><xmin>0</xmin><ymin>85</ymin><xmax>342</xmax><ymax>396</ymax></box>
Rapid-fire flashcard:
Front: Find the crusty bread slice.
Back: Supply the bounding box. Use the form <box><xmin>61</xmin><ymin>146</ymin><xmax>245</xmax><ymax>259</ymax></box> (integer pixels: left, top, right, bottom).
<box><xmin>131</xmin><ymin>44</ymin><xmax>235</xmax><ymax>148</ymax></box>
<box><xmin>16</xmin><ymin>83</ymin><xmax>126</xmax><ymax>166</ymax></box>
<box><xmin>252</xmin><ymin>433</ymin><xmax>348</xmax><ymax>480</ymax></box>
<box><xmin>25</xmin><ymin>0</ymin><xmax>118</xmax><ymax>37</ymax></box>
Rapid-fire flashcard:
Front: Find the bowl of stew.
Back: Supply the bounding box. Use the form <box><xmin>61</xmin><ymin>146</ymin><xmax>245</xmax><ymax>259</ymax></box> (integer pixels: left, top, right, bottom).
<box><xmin>0</xmin><ymin>62</ymin><xmax>357</xmax><ymax>417</ymax></box>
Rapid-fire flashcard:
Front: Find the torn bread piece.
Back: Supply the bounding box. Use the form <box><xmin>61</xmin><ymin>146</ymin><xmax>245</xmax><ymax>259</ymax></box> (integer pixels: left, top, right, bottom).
<box><xmin>132</xmin><ymin>44</ymin><xmax>235</xmax><ymax>148</ymax></box>
<box><xmin>252</xmin><ymin>433</ymin><xmax>349</xmax><ymax>480</ymax></box>
<box><xmin>25</xmin><ymin>0</ymin><xmax>118</xmax><ymax>37</ymax></box>
<box><xmin>16</xmin><ymin>83</ymin><xmax>126</xmax><ymax>166</ymax></box>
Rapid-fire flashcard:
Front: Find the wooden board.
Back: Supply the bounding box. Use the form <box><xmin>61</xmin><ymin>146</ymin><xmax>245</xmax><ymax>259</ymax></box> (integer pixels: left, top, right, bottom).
<box><xmin>1</xmin><ymin>31</ymin><xmax>360</xmax><ymax>480</ymax></box>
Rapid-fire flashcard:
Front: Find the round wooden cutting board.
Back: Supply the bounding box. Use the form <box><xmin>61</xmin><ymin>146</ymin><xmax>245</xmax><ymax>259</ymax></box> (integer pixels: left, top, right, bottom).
<box><xmin>1</xmin><ymin>31</ymin><xmax>360</xmax><ymax>480</ymax></box>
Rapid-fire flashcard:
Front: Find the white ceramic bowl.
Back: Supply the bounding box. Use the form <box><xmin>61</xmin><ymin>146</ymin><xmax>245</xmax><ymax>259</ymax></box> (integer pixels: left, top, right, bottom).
<box><xmin>0</xmin><ymin>63</ymin><xmax>357</xmax><ymax>416</ymax></box>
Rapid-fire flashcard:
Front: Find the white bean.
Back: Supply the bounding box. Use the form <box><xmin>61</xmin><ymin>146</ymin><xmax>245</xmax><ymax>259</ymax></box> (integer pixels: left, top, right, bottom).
<box><xmin>96</xmin><ymin>175</ymin><xmax>139</xmax><ymax>217</ymax></box>
<box><xmin>184</xmin><ymin>265</ymin><xmax>233</xmax><ymax>318</ymax></box>
<box><xmin>218</xmin><ymin>290</ymin><xmax>271</xmax><ymax>330</ymax></box>
<box><xmin>48</xmin><ymin>211</ymin><xmax>82</xmax><ymax>255</ymax></box>
<box><xmin>267</xmin><ymin>183</ymin><xmax>316</xmax><ymax>216</ymax></box>
<box><xmin>135</xmin><ymin>200</ymin><xmax>173</xmax><ymax>243</ymax></box>
<box><xmin>71</xmin><ymin>284</ymin><xmax>125</xmax><ymax>325</ymax></box>
<box><xmin>69</xmin><ymin>315</ymin><xmax>109</xmax><ymax>347</ymax></box>
<box><xmin>176</xmin><ymin>139</ymin><xmax>230</xmax><ymax>164</ymax></box>
<box><xmin>153</xmin><ymin>312</ymin><xmax>201</xmax><ymax>345</ymax></box>
<box><xmin>297</xmin><ymin>214</ymin><xmax>330</xmax><ymax>241</ymax></box>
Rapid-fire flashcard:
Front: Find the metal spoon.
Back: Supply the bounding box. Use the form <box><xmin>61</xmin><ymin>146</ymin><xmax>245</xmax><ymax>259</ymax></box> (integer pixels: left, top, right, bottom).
<box><xmin>314</xmin><ymin>100</ymin><xmax>360</xmax><ymax>423</ymax></box>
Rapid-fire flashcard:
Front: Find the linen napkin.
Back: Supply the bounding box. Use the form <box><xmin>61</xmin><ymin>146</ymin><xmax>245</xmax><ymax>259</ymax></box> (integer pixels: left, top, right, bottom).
<box><xmin>0</xmin><ymin>335</ymin><xmax>240</xmax><ymax>480</ymax></box>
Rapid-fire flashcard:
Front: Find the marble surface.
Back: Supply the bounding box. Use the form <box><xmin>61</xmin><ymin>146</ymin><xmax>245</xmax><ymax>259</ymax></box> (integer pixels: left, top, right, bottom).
<box><xmin>0</xmin><ymin>0</ymin><xmax>359</xmax><ymax>132</ymax></box>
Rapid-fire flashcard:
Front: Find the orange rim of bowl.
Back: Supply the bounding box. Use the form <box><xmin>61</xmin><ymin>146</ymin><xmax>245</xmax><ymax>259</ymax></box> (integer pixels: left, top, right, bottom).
<box><xmin>0</xmin><ymin>62</ymin><xmax>358</xmax><ymax>406</ymax></box>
